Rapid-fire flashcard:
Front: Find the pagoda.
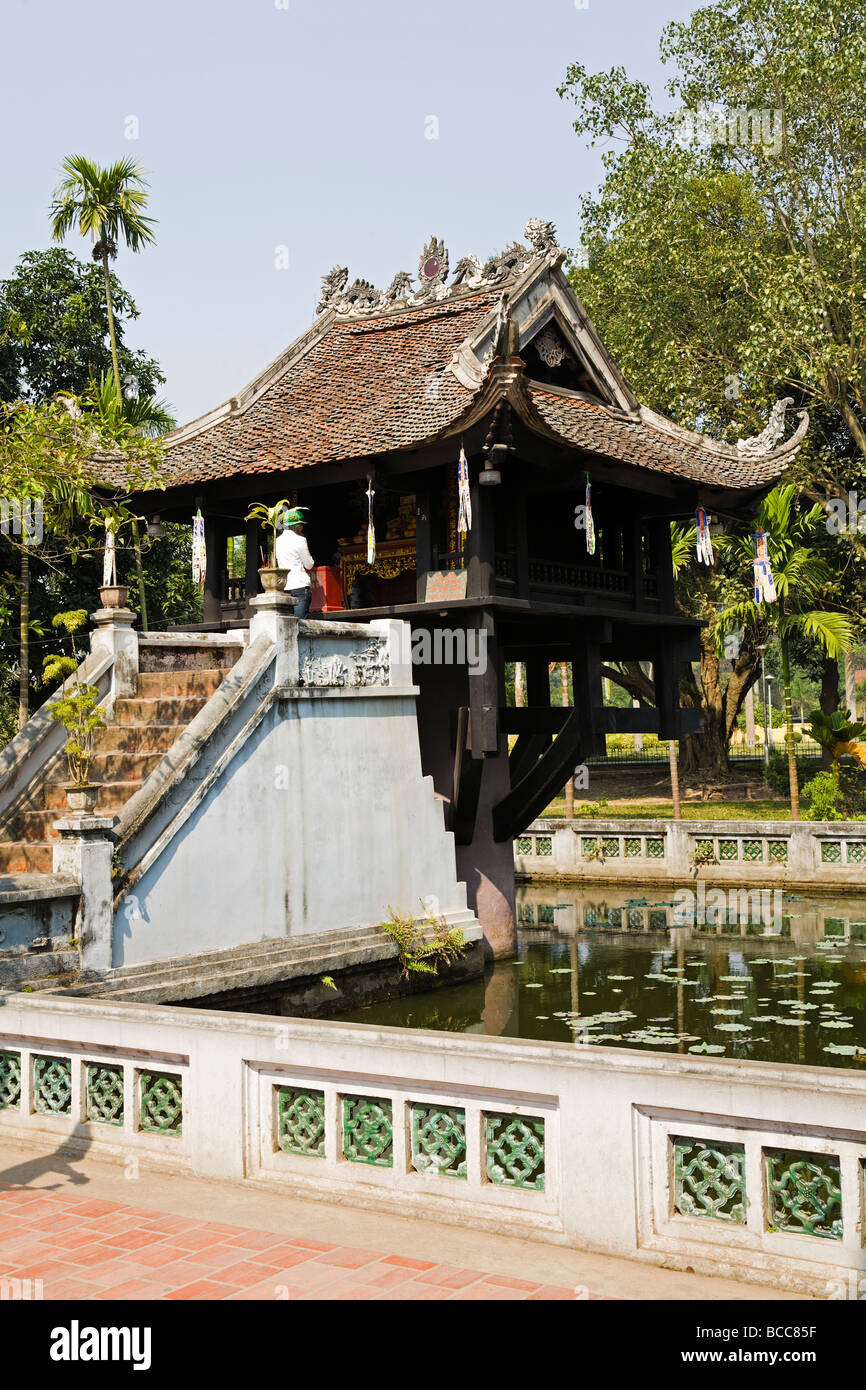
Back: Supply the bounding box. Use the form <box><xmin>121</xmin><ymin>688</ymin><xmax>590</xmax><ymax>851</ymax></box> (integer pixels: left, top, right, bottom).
<box><xmin>99</xmin><ymin>219</ymin><xmax>806</xmax><ymax>954</ymax></box>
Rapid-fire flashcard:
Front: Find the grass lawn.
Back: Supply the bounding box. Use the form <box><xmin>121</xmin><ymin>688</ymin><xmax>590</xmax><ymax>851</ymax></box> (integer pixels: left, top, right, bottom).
<box><xmin>541</xmin><ymin>798</ymin><xmax>796</xmax><ymax>821</ymax></box>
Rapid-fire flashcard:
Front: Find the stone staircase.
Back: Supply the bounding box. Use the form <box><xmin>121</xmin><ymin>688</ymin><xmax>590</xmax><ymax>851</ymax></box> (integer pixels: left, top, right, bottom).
<box><xmin>0</xmin><ymin>668</ymin><xmax>229</xmax><ymax>875</ymax></box>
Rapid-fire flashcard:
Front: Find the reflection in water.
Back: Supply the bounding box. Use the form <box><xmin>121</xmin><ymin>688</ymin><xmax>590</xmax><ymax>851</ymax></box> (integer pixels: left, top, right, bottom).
<box><xmin>333</xmin><ymin>885</ymin><xmax>866</xmax><ymax>1069</ymax></box>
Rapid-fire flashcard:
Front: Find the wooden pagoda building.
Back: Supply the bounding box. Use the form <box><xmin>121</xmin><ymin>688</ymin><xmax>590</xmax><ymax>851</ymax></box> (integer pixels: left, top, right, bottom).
<box><xmin>102</xmin><ymin>220</ymin><xmax>806</xmax><ymax>953</ymax></box>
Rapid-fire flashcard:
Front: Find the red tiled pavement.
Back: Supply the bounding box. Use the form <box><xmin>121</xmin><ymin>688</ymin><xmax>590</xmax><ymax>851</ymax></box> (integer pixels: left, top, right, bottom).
<box><xmin>0</xmin><ymin>1183</ymin><xmax>607</xmax><ymax>1302</ymax></box>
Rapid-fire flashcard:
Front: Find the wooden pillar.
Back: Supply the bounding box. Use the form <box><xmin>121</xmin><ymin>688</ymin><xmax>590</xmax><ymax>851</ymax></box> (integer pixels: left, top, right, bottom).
<box><xmin>203</xmin><ymin>515</ymin><xmax>225</xmax><ymax>626</ymax></box>
<box><xmin>515</xmin><ymin>492</ymin><xmax>529</xmax><ymax>599</ymax></box>
<box><xmin>415</xmin><ymin>491</ymin><xmax>432</xmax><ymax>602</ymax></box>
<box><xmin>652</xmin><ymin>515</ymin><xmax>675</xmax><ymax>612</ymax></box>
<box><xmin>245</xmin><ymin>518</ymin><xmax>261</xmax><ymax>606</ymax></box>
<box><xmin>465</xmin><ymin>467</ymin><xmax>495</xmax><ymax>599</ymax></box>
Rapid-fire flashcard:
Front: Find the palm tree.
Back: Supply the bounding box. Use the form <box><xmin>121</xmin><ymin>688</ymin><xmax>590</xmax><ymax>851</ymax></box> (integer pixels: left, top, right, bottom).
<box><xmin>50</xmin><ymin>157</ymin><xmax>157</xmax><ymax>625</ymax></box>
<box><xmin>49</xmin><ymin>156</ymin><xmax>156</xmax><ymax>391</ymax></box>
<box><xmin>719</xmin><ymin>485</ymin><xmax>853</xmax><ymax>820</ymax></box>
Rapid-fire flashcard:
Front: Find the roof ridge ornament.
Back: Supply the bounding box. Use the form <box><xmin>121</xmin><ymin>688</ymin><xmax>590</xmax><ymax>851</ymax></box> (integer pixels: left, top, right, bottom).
<box><xmin>736</xmin><ymin>397</ymin><xmax>796</xmax><ymax>458</ymax></box>
<box><xmin>314</xmin><ymin>218</ymin><xmax>564</xmax><ymax>319</ymax></box>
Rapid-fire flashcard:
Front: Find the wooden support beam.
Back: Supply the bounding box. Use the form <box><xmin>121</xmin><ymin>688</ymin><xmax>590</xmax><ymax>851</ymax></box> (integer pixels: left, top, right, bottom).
<box><xmin>492</xmin><ymin>706</ymin><xmax>583</xmax><ymax>841</ymax></box>
<box><xmin>451</xmin><ymin>705</ymin><xmax>483</xmax><ymax>844</ymax></box>
<box><xmin>468</xmin><ymin>610</ymin><xmax>499</xmax><ymax>755</ymax></box>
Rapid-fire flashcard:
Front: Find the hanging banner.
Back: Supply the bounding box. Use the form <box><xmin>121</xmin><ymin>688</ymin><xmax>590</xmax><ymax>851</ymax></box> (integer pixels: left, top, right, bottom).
<box><xmin>457</xmin><ymin>446</ymin><xmax>472</xmax><ymax>544</ymax></box>
<box><xmin>102</xmin><ymin>526</ymin><xmax>116</xmax><ymax>588</ymax></box>
<box><xmin>752</xmin><ymin>529</ymin><xmax>777</xmax><ymax>604</ymax></box>
<box><xmin>366</xmin><ymin>480</ymin><xmax>376</xmax><ymax>566</ymax></box>
<box><xmin>695</xmin><ymin>505</ymin><xmax>714</xmax><ymax>566</ymax></box>
<box><xmin>585</xmin><ymin>474</ymin><xmax>596</xmax><ymax>556</ymax></box>
<box><xmin>192</xmin><ymin>509</ymin><xmax>207</xmax><ymax>587</ymax></box>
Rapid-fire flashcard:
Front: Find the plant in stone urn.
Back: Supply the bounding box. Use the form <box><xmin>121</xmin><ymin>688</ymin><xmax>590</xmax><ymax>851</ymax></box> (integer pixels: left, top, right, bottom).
<box><xmin>43</xmin><ymin>610</ymin><xmax>107</xmax><ymax>813</ymax></box>
<box><xmin>89</xmin><ymin>502</ymin><xmax>144</xmax><ymax>610</ymax></box>
<box><xmin>245</xmin><ymin>499</ymin><xmax>292</xmax><ymax>592</ymax></box>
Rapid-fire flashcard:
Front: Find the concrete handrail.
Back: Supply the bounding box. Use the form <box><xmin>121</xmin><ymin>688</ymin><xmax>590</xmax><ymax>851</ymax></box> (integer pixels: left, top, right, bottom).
<box><xmin>0</xmin><ymin>648</ymin><xmax>115</xmax><ymax>824</ymax></box>
<box><xmin>114</xmin><ymin>634</ymin><xmax>276</xmax><ymax>849</ymax></box>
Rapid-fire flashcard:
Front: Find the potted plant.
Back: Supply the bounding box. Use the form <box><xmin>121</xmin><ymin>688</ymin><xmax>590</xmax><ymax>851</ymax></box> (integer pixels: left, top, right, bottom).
<box><xmin>43</xmin><ymin>610</ymin><xmax>108</xmax><ymax>813</ymax></box>
<box><xmin>90</xmin><ymin>502</ymin><xmax>145</xmax><ymax>609</ymax></box>
<box><xmin>245</xmin><ymin>499</ymin><xmax>292</xmax><ymax>592</ymax></box>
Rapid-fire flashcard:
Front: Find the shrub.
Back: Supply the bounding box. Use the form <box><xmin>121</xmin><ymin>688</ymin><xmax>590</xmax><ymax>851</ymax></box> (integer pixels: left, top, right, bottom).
<box><xmin>803</xmin><ymin>771</ymin><xmax>843</xmax><ymax>821</ymax></box>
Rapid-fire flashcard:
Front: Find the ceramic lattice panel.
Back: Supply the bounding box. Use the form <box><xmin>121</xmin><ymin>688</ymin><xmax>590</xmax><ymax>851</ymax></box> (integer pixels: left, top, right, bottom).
<box><xmin>33</xmin><ymin>1055</ymin><xmax>72</xmax><ymax>1116</ymax></box>
<box><xmin>86</xmin><ymin>1064</ymin><xmax>124</xmax><ymax>1126</ymax></box>
<box><xmin>535</xmin><ymin>837</ymin><xmax>552</xmax><ymax>857</ymax></box>
<box><xmin>602</xmin><ymin>838</ymin><xmax>620</xmax><ymax>858</ymax></box>
<box><xmin>410</xmin><ymin>1104</ymin><xmax>467</xmax><ymax>1178</ymax></box>
<box><xmin>742</xmin><ymin>840</ymin><xmax>764</xmax><ymax>863</ymax></box>
<box><xmin>607</xmin><ymin>908</ymin><xmax>622</xmax><ymax>927</ymax></box>
<box><xmin>821</xmin><ymin>842</ymin><xmax>842</xmax><ymax>863</ymax></box>
<box><xmin>516</xmin><ymin>837</ymin><xmax>532</xmax><ymax>857</ymax></box>
<box><xmin>627</xmin><ymin>907</ymin><xmax>644</xmax><ymax>929</ymax></box>
<box><xmin>646</xmin><ymin>838</ymin><xmax>665</xmax><ymax>859</ymax></box>
<box><xmin>673</xmin><ymin>1136</ymin><xmax>746</xmax><ymax>1224</ymax></box>
<box><xmin>649</xmin><ymin>909</ymin><xmax>668</xmax><ymax>929</ymax></box>
<box><xmin>719</xmin><ymin>840</ymin><xmax>739</xmax><ymax>862</ymax></box>
<box><xmin>537</xmin><ymin>904</ymin><xmax>555</xmax><ymax>924</ymax></box>
<box><xmin>139</xmin><ymin>1071</ymin><xmax>183</xmax><ymax>1136</ymax></box>
<box><xmin>276</xmin><ymin>1087</ymin><xmax>325</xmax><ymax>1157</ymax></box>
<box><xmin>624</xmin><ymin>838</ymin><xmax>642</xmax><ymax>859</ymax></box>
<box><xmin>582</xmin><ymin>838</ymin><xmax>599</xmax><ymax>857</ymax></box>
<box><xmin>0</xmin><ymin>1051</ymin><xmax>21</xmax><ymax>1110</ymax></box>
<box><xmin>485</xmin><ymin>1113</ymin><xmax>545</xmax><ymax>1191</ymax></box>
<box><xmin>846</xmin><ymin>842</ymin><xmax>866</xmax><ymax>863</ymax></box>
<box><xmin>765</xmin><ymin>1148</ymin><xmax>842</xmax><ymax>1240</ymax></box>
<box><xmin>517</xmin><ymin>903</ymin><xmax>534</xmax><ymax>924</ymax></box>
<box><xmin>342</xmin><ymin>1095</ymin><xmax>393</xmax><ymax>1167</ymax></box>
<box><xmin>768</xmin><ymin>840</ymin><xmax>789</xmax><ymax>863</ymax></box>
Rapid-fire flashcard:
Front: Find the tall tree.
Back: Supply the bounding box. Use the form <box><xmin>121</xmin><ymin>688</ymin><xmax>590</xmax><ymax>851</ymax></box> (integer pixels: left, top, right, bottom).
<box><xmin>49</xmin><ymin>156</ymin><xmax>158</xmax><ymax>627</ymax></box>
<box><xmin>558</xmin><ymin>0</ymin><xmax>866</xmax><ymax>770</ymax></box>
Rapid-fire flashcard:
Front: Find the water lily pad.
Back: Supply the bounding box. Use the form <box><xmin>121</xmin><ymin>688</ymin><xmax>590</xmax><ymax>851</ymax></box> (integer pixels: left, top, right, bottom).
<box><xmin>714</xmin><ymin>1022</ymin><xmax>750</xmax><ymax>1032</ymax></box>
<box><xmin>820</xmin><ymin>1020</ymin><xmax>854</xmax><ymax>1029</ymax></box>
<box><xmin>607</xmin><ymin>974</ymin><xmax>634</xmax><ymax>981</ymax></box>
<box><xmin>823</xmin><ymin>1044</ymin><xmax>866</xmax><ymax>1056</ymax></box>
<box><xmin>688</xmin><ymin>1042</ymin><xmax>725</xmax><ymax>1055</ymax></box>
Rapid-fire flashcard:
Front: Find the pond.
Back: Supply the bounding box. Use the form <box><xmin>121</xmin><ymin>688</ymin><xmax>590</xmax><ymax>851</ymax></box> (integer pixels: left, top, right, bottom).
<box><xmin>332</xmin><ymin>883</ymin><xmax>866</xmax><ymax>1069</ymax></box>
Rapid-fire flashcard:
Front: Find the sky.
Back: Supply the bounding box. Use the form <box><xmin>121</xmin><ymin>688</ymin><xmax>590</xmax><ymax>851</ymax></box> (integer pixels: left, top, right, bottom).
<box><xmin>1</xmin><ymin>0</ymin><xmax>699</xmax><ymax>425</ymax></box>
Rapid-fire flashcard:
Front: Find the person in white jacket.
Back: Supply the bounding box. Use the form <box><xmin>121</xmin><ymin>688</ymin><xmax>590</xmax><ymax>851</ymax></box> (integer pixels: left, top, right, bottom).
<box><xmin>274</xmin><ymin>507</ymin><xmax>315</xmax><ymax>617</ymax></box>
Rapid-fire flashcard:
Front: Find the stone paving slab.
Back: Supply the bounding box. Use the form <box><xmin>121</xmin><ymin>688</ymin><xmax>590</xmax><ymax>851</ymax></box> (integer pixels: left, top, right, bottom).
<box><xmin>0</xmin><ymin>1185</ymin><xmax>591</xmax><ymax>1302</ymax></box>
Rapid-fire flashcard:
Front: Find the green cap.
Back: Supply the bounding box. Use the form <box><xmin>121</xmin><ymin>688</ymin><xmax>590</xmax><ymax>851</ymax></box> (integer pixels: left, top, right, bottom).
<box><xmin>282</xmin><ymin>507</ymin><xmax>309</xmax><ymax>526</ymax></box>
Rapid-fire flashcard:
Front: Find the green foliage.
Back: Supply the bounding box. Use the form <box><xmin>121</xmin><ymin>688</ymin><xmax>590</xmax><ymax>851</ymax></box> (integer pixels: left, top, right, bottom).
<box><xmin>381</xmin><ymin>908</ymin><xmax>467</xmax><ymax>981</ymax></box>
<box><xmin>42</xmin><ymin>609</ymin><xmax>106</xmax><ymax>785</ymax></box>
<box><xmin>320</xmin><ymin>976</ymin><xmax>338</xmax><ymax>991</ymax></box>
<box><xmin>803</xmin><ymin>770</ymin><xmax>844</xmax><ymax>820</ymax></box>
<box><xmin>581</xmin><ymin>797</ymin><xmax>612</xmax><ymax>818</ymax></box>
<box><xmin>245</xmin><ymin>500</ymin><xmax>293</xmax><ymax>566</ymax></box>
<box><xmin>50</xmin><ymin>156</ymin><xmax>157</xmax><ymax>257</ymax></box>
<box><xmin>0</xmin><ymin>248</ymin><xmax>163</xmax><ymax>404</ymax></box>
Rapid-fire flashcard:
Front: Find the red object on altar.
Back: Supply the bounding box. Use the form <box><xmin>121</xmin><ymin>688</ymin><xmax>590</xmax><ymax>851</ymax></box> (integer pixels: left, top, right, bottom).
<box><xmin>309</xmin><ymin>565</ymin><xmax>344</xmax><ymax>612</ymax></box>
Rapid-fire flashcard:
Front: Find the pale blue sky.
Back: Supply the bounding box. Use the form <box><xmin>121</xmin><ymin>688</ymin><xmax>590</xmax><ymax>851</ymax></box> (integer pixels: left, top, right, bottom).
<box><xmin>2</xmin><ymin>0</ymin><xmax>698</xmax><ymax>423</ymax></box>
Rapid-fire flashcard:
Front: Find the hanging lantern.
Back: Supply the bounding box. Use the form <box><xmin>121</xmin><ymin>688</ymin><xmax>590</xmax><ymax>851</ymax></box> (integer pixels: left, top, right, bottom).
<box><xmin>102</xmin><ymin>525</ymin><xmax>116</xmax><ymax>588</ymax></box>
<box><xmin>585</xmin><ymin>473</ymin><xmax>596</xmax><ymax>556</ymax></box>
<box><xmin>192</xmin><ymin>509</ymin><xmax>206</xmax><ymax>588</ymax></box>
<box><xmin>366</xmin><ymin>477</ymin><xmax>376</xmax><ymax>566</ymax></box>
<box><xmin>695</xmin><ymin>505</ymin><xmax>714</xmax><ymax>565</ymax></box>
<box><xmin>752</xmin><ymin>529</ymin><xmax>777</xmax><ymax>604</ymax></box>
<box><xmin>457</xmin><ymin>446</ymin><xmax>472</xmax><ymax>547</ymax></box>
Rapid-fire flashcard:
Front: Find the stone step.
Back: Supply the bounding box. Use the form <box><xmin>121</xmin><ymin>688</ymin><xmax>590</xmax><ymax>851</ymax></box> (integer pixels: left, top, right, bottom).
<box><xmin>0</xmin><ymin>842</ymin><xmax>53</xmax><ymax>873</ymax></box>
<box><xmin>95</xmin><ymin>724</ymin><xmax>181</xmax><ymax>754</ymax></box>
<box><xmin>78</xmin><ymin>752</ymin><xmax>164</xmax><ymax>785</ymax></box>
<box><xmin>136</xmin><ymin>669</ymin><xmax>224</xmax><ymax>698</ymax></box>
<box><xmin>114</xmin><ymin>696</ymin><xmax>208</xmax><ymax>725</ymax></box>
<box><xmin>10</xmin><ymin>811</ymin><xmax>62</xmax><ymax>843</ymax></box>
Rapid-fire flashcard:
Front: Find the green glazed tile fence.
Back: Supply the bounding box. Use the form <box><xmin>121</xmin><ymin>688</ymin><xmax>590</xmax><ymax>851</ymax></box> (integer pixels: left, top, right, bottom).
<box><xmin>33</xmin><ymin>1055</ymin><xmax>72</xmax><ymax>1116</ymax></box>
<box><xmin>410</xmin><ymin>1104</ymin><xmax>467</xmax><ymax>1178</ymax></box>
<box><xmin>139</xmin><ymin>1071</ymin><xmax>183</xmax><ymax>1137</ymax></box>
<box><xmin>765</xmin><ymin>1149</ymin><xmax>842</xmax><ymax>1240</ymax></box>
<box><xmin>0</xmin><ymin>1051</ymin><xmax>21</xmax><ymax>1111</ymax></box>
<box><xmin>671</xmin><ymin>1135</ymin><xmax>848</xmax><ymax>1242</ymax></box>
<box><xmin>673</xmin><ymin>1137</ymin><xmax>746</xmax><ymax>1224</ymax></box>
<box><xmin>276</xmin><ymin>1087</ymin><xmax>326</xmax><ymax>1158</ymax></box>
<box><xmin>86</xmin><ymin>1064</ymin><xmax>124</xmax><ymax>1126</ymax></box>
<box><xmin>485</xmin><ymin>1112</ymin><xmax>545</xmax><ymax>1190</ymax></box>
<box><xmin>342</xmin><ymin>1095</ymin><xmax>393</xmax><ymax>1167</ymax></box>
